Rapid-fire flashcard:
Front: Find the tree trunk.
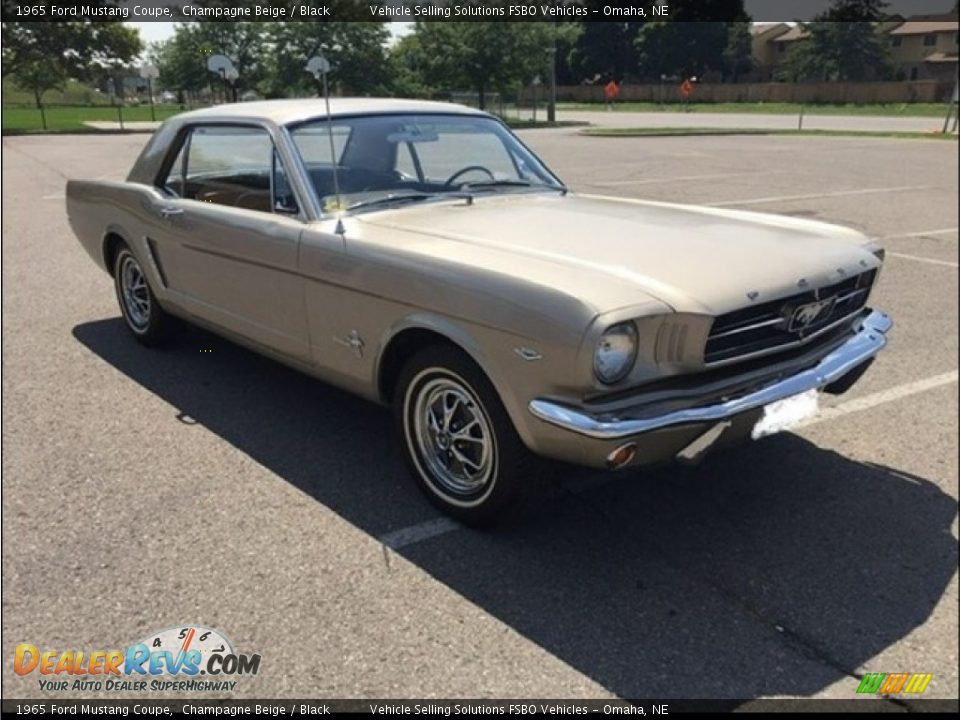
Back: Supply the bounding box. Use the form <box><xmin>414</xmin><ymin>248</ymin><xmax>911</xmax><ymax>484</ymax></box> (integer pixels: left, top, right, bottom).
<box><xmin>478</xmin><ymin>81</ymin><xmax>486</xmax><ymax>110</ymax></box>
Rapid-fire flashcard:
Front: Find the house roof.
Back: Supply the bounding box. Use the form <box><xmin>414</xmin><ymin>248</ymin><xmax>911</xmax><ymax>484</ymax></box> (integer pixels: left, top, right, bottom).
<box><xmin>750</xmin><ymin>22</ymin><xmax>790</xmax><ymax>38</ymax></box>
<box><xmin>772</xmin><ymin>25</ymin><xmax>809</xmax><ymax>43</ymax></box>
<box><xmin>889</xmin><ymin>14</ymin><xmax>959</xmax><ymax>35</ymax></box>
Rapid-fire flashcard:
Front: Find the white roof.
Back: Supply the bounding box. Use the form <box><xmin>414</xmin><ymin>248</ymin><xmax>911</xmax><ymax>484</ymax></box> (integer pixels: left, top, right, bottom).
<box><xmin>175</xmin><ymin>98</ymin><xmax>488</xmax><ymax>126</ymax></box>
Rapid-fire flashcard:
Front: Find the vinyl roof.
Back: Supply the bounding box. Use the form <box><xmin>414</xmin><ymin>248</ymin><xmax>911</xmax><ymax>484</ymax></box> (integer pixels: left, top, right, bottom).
<box><xmin>174</xmin><ymin>98</ymin><xmax>489</xmax><ymax>126</ymax></box>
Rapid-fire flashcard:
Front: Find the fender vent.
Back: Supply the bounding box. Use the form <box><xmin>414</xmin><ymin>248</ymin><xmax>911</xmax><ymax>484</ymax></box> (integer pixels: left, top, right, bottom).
<box><xmin>145</xmin><ymin>238</ymin><xmax>168</xmax><ymax>288</ymax></box>
<box><xmin>655</xmin><ymin>321</ymin><xmax>689</xmax><ymax>364</ymax></box>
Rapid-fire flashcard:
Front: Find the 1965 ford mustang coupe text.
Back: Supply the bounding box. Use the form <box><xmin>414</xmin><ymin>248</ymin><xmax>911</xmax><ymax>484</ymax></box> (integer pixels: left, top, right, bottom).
<box><xmin>66</xmin><ymin>99</ymin><xmax>891</xmax><ymax>524</ymax></box>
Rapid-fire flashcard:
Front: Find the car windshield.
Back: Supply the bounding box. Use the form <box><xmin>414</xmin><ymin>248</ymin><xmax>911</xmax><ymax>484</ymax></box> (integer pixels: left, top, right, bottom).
<box><xmin>289</xmin><ymin>114</ymin><xmax>564</xmax><ymax>214</ymax></box>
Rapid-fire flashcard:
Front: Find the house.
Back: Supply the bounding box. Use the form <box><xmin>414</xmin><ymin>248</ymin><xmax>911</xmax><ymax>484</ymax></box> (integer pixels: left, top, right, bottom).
<box><xmin>768</xmin><ymin>24</ymin><xmax>809</xmax><ymax>75</ymax></box>
<box><xmin>749</xmin><ymin>23</ymin><xmax>791</xmax><ymax>80</ymax></box>
<box><xmin>887</xmin><ymin>13</ymin><xmax>959</xmax><ymax>82</ymax></box>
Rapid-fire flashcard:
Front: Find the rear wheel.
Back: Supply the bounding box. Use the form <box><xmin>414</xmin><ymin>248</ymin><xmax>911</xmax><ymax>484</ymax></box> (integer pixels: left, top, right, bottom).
<box><xmin>395</xmin><ymin>345</ymin><xmax>530</xmax><ymax>526</ymax></box>
<box><xmin>113</xmin><ymin>245</ymin><xmax>179</xmax><ymax>346</ymax></box>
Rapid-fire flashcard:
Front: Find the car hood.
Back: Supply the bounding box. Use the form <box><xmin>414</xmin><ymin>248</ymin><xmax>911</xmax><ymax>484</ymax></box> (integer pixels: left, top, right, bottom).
<box><xmin>355</xmin><ymin>192</ymin><xmax>882</xmax><ymax>316</ymax></box>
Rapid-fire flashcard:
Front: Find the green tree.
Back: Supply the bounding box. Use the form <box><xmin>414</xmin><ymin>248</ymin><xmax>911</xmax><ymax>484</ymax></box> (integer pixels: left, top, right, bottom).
<box><xmin>632</xmin><ymin>1</ymin><xmax>751</xmax><ymax>81</ymax></box>
<box><xmin>568</xmin><ymin>23</ymin><xmax>643</xmax><ymax>82</ymax></box>
<box><xmin>390</xmin><ymin>33</ymin><xmax>434</xmax><ymax>98</ymax></box>
<box><xmin>154</xmin><ymin>23</ymin><xmax>267</xmax><ymax>101</ymax></box>
<box><xmin>722</xmin><ymin>21</ymin><xmax>754</xmax><ymax>82</ymax></box>
<box><xmin>779</xmin><ymin>0</ymin><xmax>891</xmax><ymax>81</ymax></box>
<box><xmin>1</xmin><ymin>21</ymin><xmax>142</xmax><ymax>107</ymax></box>
<box><xmin>411</xmin><ymin>21</ymin><xmax>560</xmax><ymax>109</ymax></box>
<box><xmin>264</xmin><ymin>22</ymin><xmax>390</xmax><ymax>98</ymax></box>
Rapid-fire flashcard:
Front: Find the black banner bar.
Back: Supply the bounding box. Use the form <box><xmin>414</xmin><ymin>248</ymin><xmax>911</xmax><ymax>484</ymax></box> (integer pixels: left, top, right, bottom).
<box><xmin>1</xmin><ymin>0</ymin><xmax>956</xmax><ymax>23</ymax></box>
<box><xmin>2</xmin><ymin>699</ymin><xmax>960</xmax><ymax>714</ymax></box>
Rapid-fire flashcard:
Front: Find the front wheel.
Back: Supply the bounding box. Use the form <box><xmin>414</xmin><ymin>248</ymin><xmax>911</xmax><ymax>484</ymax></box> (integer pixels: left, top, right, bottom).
<box><xmin>113</xmin><ymin>244</ymin><xmax>180</xmax><ymax>346</ymax></box>
<box><xmin>395</xmin><ymin>346</ymin><xmax>530</xmax><ymax>526</ymax></box>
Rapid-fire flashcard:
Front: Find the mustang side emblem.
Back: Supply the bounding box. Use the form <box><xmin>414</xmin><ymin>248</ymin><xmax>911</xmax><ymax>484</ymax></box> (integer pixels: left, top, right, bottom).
<box><xmin>789</xmin><ymin>298</ymin><xmax>836</xmax><ymax>332</ymax></box>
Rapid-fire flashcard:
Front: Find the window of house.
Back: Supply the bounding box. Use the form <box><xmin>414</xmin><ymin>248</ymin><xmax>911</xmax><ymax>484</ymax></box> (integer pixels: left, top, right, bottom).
<box><xmin>891</xmin><ymin>36</ymin><xmax>902</xmax><ymax>47</ymax></box>
<box><xmin>161</xmin><ymin>126</ymin><xmax>298</xmax><ymax>216</ymax></box>
<box><xmin>923</xmin><ymin>34</ymin><xmax>937</xmax><ymax>46</ymax></box>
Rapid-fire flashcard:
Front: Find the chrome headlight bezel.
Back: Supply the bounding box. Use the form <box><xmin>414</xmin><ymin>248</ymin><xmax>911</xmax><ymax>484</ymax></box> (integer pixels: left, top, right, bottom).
<box><xmin>593</xmin><ymin>321</ymin><xmax>639</xmax><ymax>385</ymax></box>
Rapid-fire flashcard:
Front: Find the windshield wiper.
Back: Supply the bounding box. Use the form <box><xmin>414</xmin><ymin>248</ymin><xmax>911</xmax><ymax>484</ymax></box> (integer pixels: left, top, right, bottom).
<box><xmin>346</xmin><ymin>191</ymin><xmax>477</xmax><ymax>213</ymax></box>
<box><xmin>459</xmin><ymin>179</ymin><xmax>532</xmax><ymax>191</ymax></box>
<box><xmin>459</xmin><ymin>179</ymin><xmax>567</xmax><ymax>194</ymax></box>
<box><xmin>345</xmin><ymin>192</ymin><xmax>435</xmax><ymax>212</ymax></box>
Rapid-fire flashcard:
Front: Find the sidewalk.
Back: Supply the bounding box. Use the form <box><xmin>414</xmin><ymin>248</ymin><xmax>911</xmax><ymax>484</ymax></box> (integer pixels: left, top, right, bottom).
<box><xmin>548</xmin><ymin>109</ymin><xmax>952</xmax><ymax>133</ymax></box>
<box><xmin>83</xmin><ymin>120</ymin><xmax>162</xmax><ymax>131</ymax></box>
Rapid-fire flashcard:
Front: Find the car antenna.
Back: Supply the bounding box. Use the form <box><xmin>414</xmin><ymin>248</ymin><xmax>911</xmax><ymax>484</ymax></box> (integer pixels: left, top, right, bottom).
<box><xmin>306</xmin><ymin>55</ymin><xmax>343</xmax><ymax>231</ymax></box>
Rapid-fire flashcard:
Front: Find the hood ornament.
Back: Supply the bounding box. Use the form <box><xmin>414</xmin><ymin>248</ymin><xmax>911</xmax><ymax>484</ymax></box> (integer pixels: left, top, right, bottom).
<box><xmin>746</xmin><ymin>291</ymin><xmax>760</xmax><ymax>301</ymax></box>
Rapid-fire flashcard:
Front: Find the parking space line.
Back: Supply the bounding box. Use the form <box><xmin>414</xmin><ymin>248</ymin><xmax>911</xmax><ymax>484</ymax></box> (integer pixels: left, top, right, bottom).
<box><xmin>798</xmin><ymin>370</ymin><xmax>959</xmax><ymax>429</ymax></box>
<box><xmin>887</xmin><ymin>252</ymin><xmax>959</xmax><ymax>268</ymax></box>
<box><xmin>380</xmin><ymin>370</ymin><xmax>959</xmax><ymax>551</ymax></box>
<box><xmin>879</xmin><ymin>228</ymin><xmax>958</xmax><ymax>240</ymax></box>
<box><xmin>705</xmin><ymin>185</ymin><xmax>932</xmax><ymax>207</ymax></box>
<box><xmin>380</xmin><ymin>517</ymin><xmax>462</xmax><ymax>550</ymax></box>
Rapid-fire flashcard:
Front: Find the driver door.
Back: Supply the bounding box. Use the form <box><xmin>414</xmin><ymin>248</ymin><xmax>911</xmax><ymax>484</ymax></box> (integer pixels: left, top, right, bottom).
<box><xmin>143</xmin><ymin>124</ymin><xmax>310</xmax><ymax>362</ymax></box>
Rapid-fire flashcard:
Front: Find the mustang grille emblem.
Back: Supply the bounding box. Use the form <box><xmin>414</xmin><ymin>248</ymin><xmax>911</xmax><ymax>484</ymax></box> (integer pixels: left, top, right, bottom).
<box><xmin>788</xmin><ymin>298</ymin><xmax>836</xmax><ymax>333</ymax></box>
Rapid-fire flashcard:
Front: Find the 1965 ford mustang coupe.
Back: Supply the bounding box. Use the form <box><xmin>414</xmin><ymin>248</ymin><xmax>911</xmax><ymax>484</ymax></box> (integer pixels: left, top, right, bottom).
<box><xmin>67</xmin><ymin>99</ymin><xmax>891</xmax><ymax>524</ymax></box>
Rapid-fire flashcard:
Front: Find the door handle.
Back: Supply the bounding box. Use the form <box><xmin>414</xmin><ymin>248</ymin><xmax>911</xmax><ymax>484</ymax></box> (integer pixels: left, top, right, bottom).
<box><xmin>158</xmin><ymin>206</ymin><xmax>184</xmax><ymax>219</ymax></box>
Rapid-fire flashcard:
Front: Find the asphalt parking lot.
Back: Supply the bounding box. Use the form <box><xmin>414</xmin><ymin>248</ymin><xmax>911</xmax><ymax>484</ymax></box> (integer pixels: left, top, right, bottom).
<box><xmin>2</xmin><ymin>129</ymin><xmax>957</xmax><ymax>703</ymax></box>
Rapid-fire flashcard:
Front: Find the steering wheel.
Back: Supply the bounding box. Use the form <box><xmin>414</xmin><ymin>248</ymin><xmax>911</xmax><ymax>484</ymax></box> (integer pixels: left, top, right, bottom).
<box><xmin>444</xmin><ymin>165</ymin><xmax>495</xmax><ymax>187</ymax></box>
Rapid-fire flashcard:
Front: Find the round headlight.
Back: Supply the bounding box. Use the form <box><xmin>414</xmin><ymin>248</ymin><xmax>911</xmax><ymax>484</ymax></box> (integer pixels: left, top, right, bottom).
<box><xmin>594</xmin><ymin>322</ymin><xmax>638</xmax><ymax>384</ymax></box>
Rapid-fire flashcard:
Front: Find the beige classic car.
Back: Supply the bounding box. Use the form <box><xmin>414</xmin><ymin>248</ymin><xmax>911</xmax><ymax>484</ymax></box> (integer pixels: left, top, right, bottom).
<box><xmin>67</xmin><ymin>99</ymin><xmax>891</xmax><ymax>524</ymax></box>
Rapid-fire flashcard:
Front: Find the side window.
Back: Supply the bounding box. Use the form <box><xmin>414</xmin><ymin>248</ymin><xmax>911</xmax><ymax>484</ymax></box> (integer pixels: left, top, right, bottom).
<box><xmin>160</xmin><ymin>125</ymin><xmax>298</xmax><ymax>216</ymax></box>
<box><xmin>185</xmin><ymin>126</ymin><xmax>272</xmax><ymax>212</ymax></box>
<box><xmin>162</xmin><ymin>141</ymin><xmax>187</xmax><ymax>197</ymax></box>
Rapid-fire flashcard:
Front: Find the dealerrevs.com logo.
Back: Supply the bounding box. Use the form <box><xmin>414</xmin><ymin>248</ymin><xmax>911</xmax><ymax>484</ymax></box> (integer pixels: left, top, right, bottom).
<box><xmin>14</xmin><ymin>626</ymin><xmax>261</xmax><ymax>693</ymax></box>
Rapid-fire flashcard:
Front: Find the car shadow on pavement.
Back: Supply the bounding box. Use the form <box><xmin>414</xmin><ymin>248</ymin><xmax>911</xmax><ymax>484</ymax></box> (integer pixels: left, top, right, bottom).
<box><xmin>73</xmin><ymin>319</ymin><xmax>958</xmax><ymax>700</ymax></box>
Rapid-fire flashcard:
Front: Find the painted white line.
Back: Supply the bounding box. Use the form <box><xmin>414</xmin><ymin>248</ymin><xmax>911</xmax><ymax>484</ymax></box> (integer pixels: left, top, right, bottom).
<box><xmin>886</xmin><ymin>252</ymin><xmax>959</xmax><ymax>268</ymax></box>
<box><xmin>380</xmin><ymin>517</ymin><xmax>462</xmax><ymax>550</ymax></box>
<box><xmin>42</xmin><ymin>193</ymin><xmax>65</xmax><ymax>200</ymax></box>
<box><xmin>798</xmin><ymin>370</ymin><xmax>959</xmax><ymax>429</ymax></box>
<box><xmin>380</xmin><ymin>371</ymin><xmax>959</xmax><ymax>550</ymax></box>
<box><xmin>878</xmin><ymin>228</ymin><xmax>958</xmax><ymax>241</ymax></box>
<box><xmin>706</xmin><ymin>185</ymin><xmax>932</xmax><ymax>207</ymax></box>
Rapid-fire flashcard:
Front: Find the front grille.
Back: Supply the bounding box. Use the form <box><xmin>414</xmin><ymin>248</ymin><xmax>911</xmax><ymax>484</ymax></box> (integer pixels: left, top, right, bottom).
<box><xmin>704</xmin><ymin>269</ymin><xmax>876</xmax><ymax>366</ymax></box>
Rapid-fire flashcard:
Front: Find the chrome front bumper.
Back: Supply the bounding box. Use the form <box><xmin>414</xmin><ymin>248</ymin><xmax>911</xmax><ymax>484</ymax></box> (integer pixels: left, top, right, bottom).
<box><xmin>529</xmin><ymin>309</ymin><xmax>892</xmax><ymax>441</ymax></box>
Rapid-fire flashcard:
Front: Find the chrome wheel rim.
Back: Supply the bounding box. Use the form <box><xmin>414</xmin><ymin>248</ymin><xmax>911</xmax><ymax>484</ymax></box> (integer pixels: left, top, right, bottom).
<box><xmin>120</xmin><ymin>254</ymin><xmax>150</xmax><ymax>330</ymax></box>
<box><xmin>412</xmin><ymin>377</ymin><xmax>495</xmax><ymax>497</ymax></box>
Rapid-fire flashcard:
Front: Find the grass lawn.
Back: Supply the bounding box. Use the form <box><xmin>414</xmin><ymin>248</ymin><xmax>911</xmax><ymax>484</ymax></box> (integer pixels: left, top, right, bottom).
<box><xmin>581</xmin><ymin>126</ymin><xmax>958</xmax><ymax>140</ymax></box>
<box><xmin>1</xmin><ymin>104</ymin><xmax>185</xmax><ymax>133</ymax></box>
<box><xmin>559</xmin><ymin>101</ymin><xmax>950</xmax><ymax>117</ymax></box>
